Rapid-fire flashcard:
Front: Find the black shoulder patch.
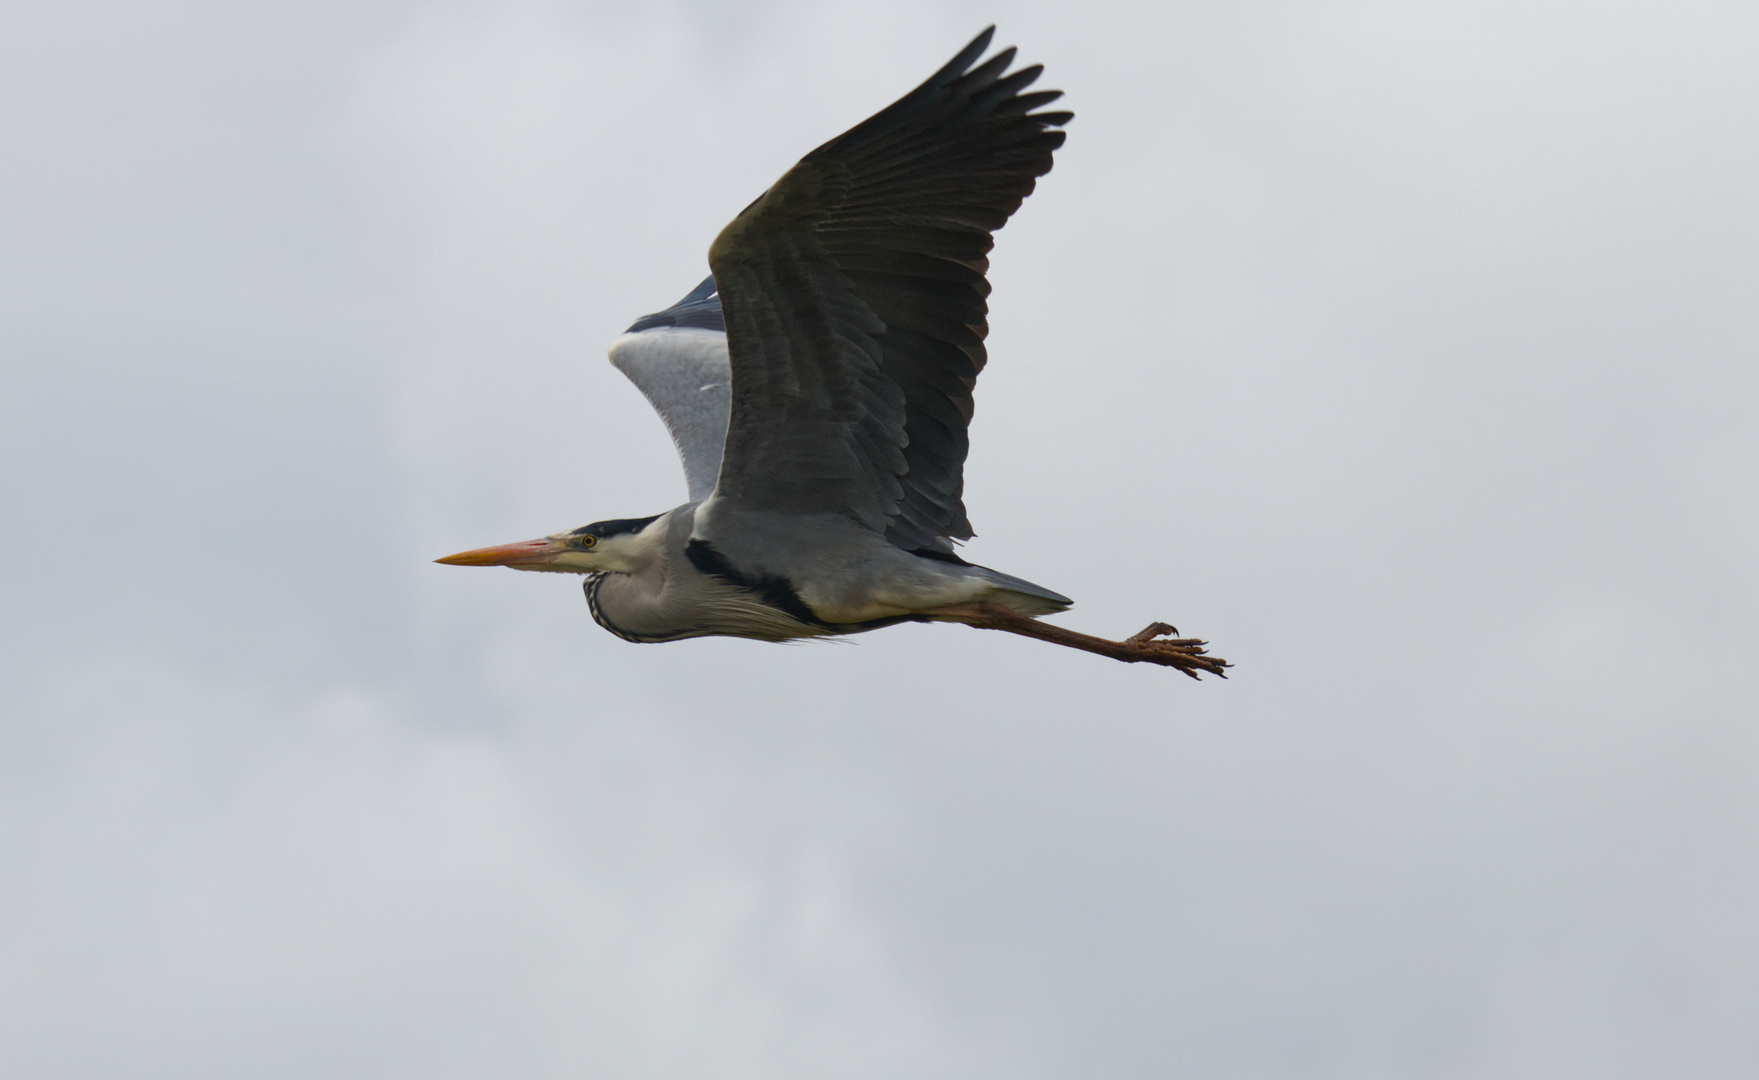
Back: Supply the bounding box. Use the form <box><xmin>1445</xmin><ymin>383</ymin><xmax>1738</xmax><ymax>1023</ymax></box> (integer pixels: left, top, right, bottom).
<box><xmin>684</xmin><ymin>539</ymin><xmax>825</xmax><ymax>627</ymax></box>
<box><xmin>682</xmin><ymin>539</ymin><xmax>931</xmax><ymax>634</ymax></box>
<box><xmin>625</xmin><ymin>275</ymin><xmax>724</xmax><ymax>334</ymax></box>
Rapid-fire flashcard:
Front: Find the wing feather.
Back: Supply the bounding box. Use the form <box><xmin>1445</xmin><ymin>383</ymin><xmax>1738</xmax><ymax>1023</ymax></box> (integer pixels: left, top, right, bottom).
<box><xmin>706</xmin><ymin>26</ymin><xmax>1069</xmax><ymax>548</ymax></box>
<box><xmin>607</xmin><ymin>277</ymin><xmax>732</xmax><ymax>502</ymax></box>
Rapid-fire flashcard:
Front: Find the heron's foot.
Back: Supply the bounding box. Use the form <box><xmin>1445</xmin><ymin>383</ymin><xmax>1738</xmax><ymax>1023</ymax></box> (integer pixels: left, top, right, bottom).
<box><xmin>1118</xmin><ymin>622</ymin><xmax>1231</xmax><ymax>680</ymax></box>
<box><xmin>925</xmin><ymin>603</ymin><xmax>1231</xmax><ymax>679</ymax></box>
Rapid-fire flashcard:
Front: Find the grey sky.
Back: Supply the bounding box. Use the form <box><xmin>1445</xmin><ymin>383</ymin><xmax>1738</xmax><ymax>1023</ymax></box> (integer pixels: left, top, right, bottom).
<box><xmin>2</xmin><ymin>0</ymin><xmax>1756</xmax><ymax>1077</ymax></box>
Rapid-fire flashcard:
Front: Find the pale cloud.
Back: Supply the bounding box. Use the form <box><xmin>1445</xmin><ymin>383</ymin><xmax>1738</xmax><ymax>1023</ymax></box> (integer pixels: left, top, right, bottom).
<box><xmin>0</xmin><ymin>653</ymin><xmax>1009</xmax><ymax>1079</ymax></box>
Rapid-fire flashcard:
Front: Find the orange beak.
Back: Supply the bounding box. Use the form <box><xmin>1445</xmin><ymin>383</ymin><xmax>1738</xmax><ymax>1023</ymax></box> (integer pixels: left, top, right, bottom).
<box><xmin>434</xmin><ymin>537</ymin><xmax>570</xmax><ymax>567</ymax></box>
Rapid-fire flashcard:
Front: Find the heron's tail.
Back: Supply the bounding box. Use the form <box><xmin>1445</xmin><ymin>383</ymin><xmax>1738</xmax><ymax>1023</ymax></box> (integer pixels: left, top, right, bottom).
<box><xmin>970</xmin><ymin>565</ymin><xmax>1072</xmax><ymax>616</ymax></box>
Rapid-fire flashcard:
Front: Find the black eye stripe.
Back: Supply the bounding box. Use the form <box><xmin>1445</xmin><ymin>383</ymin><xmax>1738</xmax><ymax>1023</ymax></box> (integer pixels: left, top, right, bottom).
<box><xmin>572</xmin><ymin>514</ymin><xmax>661</xmax><ymax>540</ymax></box>
<box><xmin>573</xmin><ymin>517</ymin><xmax>661</xmax><ymax>545</ymax></box>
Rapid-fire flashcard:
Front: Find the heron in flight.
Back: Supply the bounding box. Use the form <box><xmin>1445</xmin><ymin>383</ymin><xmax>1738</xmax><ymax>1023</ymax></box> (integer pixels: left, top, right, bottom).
<box><xmin>438</xmin><ymin>28</ymin><xmax>1229</xmax><ymax>678</ymax></box>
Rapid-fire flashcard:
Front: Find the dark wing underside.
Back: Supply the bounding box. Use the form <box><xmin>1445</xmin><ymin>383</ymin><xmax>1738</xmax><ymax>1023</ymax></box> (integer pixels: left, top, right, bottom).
<box><xmin>707</xmin><ymin>27</ymin><xmax>1070</xmax><ymax>550</ymax></box>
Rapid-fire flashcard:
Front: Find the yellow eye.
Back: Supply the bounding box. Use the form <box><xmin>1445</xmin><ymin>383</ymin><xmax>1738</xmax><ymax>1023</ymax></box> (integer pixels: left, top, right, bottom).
<box><xmin>577</xmin><ymin>534</ymin><xmax>597</xmax><ymax>549</ymax></box>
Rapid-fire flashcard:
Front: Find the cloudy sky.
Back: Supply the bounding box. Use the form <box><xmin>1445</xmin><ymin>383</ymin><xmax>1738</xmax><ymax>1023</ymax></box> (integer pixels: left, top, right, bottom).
<box><xmin>3</xmin><ymin>0</ymin><xmax>1756</xmax><ymax>1076</ymax></box>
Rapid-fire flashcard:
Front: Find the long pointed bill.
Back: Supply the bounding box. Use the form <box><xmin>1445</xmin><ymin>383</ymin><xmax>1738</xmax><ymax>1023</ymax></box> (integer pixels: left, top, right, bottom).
<box><xmin>434</xmin><ymin>537</ymin><xmax>570</xmax><ymax>567</ymax></box>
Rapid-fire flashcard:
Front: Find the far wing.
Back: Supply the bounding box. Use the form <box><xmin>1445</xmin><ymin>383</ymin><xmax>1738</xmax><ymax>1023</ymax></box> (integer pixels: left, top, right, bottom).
<box><xmin>607</xmin><ymin>276</ymin><xmax>731</xmax><ymax>502</ymax></box>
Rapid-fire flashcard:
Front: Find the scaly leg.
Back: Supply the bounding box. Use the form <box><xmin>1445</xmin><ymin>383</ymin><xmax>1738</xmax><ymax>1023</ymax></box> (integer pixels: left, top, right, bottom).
<box><xmin>924</xmin><ymin>603</ymin><xmax>1231</xmax><ymax>680</ymax></box>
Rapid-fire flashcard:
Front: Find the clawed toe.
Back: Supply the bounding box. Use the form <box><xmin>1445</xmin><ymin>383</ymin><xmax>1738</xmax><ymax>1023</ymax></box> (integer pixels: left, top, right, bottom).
<box><xmin>1125</xmin><ymin>621</ymin><xmax>1180</xmax><ymax>644</ymax></box>
<box><xmin>1123</xmin><ymin>624</ymin><xmax>1231</xmax><ymax>680</ymax></box>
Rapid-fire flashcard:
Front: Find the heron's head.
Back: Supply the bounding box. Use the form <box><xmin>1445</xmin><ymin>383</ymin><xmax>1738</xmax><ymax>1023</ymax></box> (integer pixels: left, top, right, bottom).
<box><xmin>435</xmin><ymin>514</ymin><xmax>663</xmax><ymax>575</ymax></box>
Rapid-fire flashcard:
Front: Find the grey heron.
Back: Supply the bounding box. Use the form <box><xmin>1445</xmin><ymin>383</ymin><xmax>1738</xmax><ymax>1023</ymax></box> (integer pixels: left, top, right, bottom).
<box><xmin>438</xmin><ymin>27</ymin><xmax>1229</xmax><ymax>678</ymax></box>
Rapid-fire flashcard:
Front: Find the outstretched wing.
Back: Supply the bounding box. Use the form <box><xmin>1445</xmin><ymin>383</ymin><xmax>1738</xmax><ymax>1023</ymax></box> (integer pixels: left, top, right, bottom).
<box><xmin>607</xmin><ymin>276</ymin><xmax>731</xmax><ymax>502</ymax></box>
<box><xmin>706</xmin><ymin>26</ymin><xmax>1070</xmax><ymax>550</ymax></box>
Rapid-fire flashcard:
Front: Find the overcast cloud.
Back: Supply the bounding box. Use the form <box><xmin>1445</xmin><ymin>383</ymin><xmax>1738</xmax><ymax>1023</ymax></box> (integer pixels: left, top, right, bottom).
<box><xmin>2</xmin><ymin>1</ymin><xmax>1756</xmax><ymax>1077</ymax></box>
